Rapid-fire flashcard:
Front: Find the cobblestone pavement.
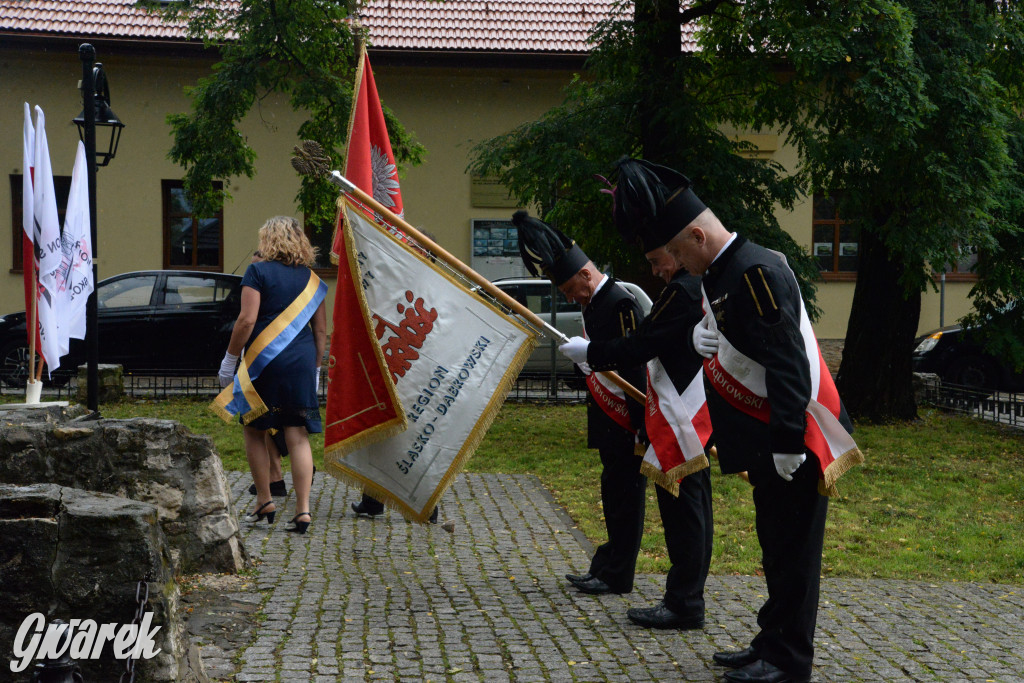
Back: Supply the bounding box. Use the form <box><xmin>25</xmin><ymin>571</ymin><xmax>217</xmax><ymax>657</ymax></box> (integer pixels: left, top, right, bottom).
<box><xmin>195</xmin><ymin>471</ymin><xmax>1024</xmax><ymax>682</ymax></box>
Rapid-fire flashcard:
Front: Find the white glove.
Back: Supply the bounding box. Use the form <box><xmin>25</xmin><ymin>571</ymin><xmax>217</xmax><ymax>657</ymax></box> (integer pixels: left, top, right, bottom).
<box><xmin>558</xmin><ymin>336</ymin><xmax>590</xmax><ymax>364</ymax></box>
<box><xmin>315</xmin><ymin>367</ymin><xmax>321</xmax><ymax>394</ymax></box>
<box><xmin>577</xmin><ymin>361</ymin><xmax>592</xmax><ymax>376</ymax></box>
<box><xmin>773</xmin><ymin>452</ymin><xmax>807</xmax><ymax>481</ymax></box>
<box><xmin>218</xmin><ymin>352</ymin><xmax>239</xmax><ymax>388</ymax></box>
<box><xmin>692</xmin><ymin>316</ymin><xmax>719</xmax><ymax>358</ymax></box>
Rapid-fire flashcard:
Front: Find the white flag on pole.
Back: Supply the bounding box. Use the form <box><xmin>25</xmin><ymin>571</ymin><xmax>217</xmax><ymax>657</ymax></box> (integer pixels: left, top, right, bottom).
<box><xmin>22</xmin><ymin>103</ymin><xmax>34</xmax><ymax>255</ymax></box>
<box><xmin>56</xmin><ymin>141</ymin><xmax>93</xmax><ymax>354</ymax></box>
<box><xmin>32</xmin><ymin>106</ymin><xmax>64</xmax><ymax>374</ymax></box>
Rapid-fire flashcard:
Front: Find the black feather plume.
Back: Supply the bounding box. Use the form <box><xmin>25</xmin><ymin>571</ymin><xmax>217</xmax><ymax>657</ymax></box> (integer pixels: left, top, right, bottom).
<box><xmin>613</xmin><ymin>158</ymin><xmax>684</xmax><ymax>230</ymax></box>
<box><xmin>511</xmin><ymin>211</ymin><xmax>589</xmax><ymax>284</ymax></box>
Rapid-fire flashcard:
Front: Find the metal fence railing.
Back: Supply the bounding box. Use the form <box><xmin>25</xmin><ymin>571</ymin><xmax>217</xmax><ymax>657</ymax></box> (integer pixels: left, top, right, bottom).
<box><xmin>1</xmin><ymin>368</ymin><xmax>588</xmax><ymax>405</ymax></box>
<box><xmin>919</xmin><ymin>379</ymin><xmax>1024</xmax><ymax>430</ymax></box>
<box><xmin>8</xmin><ymin>370</ymin><xmax>1020</xmax><ymax>428</ymax></box>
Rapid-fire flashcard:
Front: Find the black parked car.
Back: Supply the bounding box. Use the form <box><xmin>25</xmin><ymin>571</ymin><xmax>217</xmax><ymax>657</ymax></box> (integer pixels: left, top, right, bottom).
<box><xmin>0</xmin><ymin>270</ymin><xmax>242</xmax><ymax>387</ymax></box>
<box><xmin>912</xmin><ymin>318</ymin><xmax>1024</xmax><ymax>391</ymax></box>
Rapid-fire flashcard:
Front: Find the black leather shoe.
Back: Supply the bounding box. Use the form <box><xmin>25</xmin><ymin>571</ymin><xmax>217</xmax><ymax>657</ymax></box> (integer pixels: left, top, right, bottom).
<box><xmin>248</xmin><ymin>479</ymin><xmax>287</xmax><ymax>496</ymax></box>
<box><xmin>572</xmin><ymin>576</ymin><xmax>618</xmax><ymax>595</ymax></box>
<box><xmin>351</xmin><ymin>499</ymin><xmax>384</xmax><ymax>517</ymax></box>
<box><xmin>713</xmin><ymin>647</ymin><xmax>758</xmax><ymax>668</ymax></box>
<box><xmin>626</xmin><ymin>601</ymin><xmax>704</xmax><ymax>629</ymax></box>
<box><xmin>565</xmin><ymin>573</ymin><xmax>593</xmax><ymax>587</ymax></box>
<box><xmin>723</xmin><ymin>659</ymin><xmax>809</xmax><ymax>683</ymax></box>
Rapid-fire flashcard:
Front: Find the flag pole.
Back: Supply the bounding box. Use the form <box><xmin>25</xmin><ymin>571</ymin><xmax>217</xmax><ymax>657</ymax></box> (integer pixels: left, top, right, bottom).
<box><xmin>329</xmin><ymin>171</ymin><xmax>646</xmax><ymax>404</ymax></box>
<box><xmin>27</xmin><ymin>266</ymin><xmax>39</xmax><ymax>387</ymax></box>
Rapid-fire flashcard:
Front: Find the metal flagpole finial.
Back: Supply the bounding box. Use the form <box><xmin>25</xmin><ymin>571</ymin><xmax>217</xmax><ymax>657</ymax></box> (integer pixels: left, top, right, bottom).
<box><xmin>328</xmin><ymin>171</ymin><xmax>357</xmax><ymax>194</ymax></box>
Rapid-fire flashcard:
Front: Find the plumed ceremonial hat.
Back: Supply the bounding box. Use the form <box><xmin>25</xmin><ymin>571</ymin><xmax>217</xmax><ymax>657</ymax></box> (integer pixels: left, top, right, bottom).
<box><xmin>511</xmin><ymin>211</ymin><xmax>590</xmax><ymax>286</ymax></box>
<box><xmin>606</xmin><ymin>158</ymin><xmax>707</xmax><ymax>253</ymax></box>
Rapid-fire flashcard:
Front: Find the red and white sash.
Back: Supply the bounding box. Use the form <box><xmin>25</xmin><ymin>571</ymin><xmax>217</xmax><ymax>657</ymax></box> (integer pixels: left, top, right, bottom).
<box><xmin>641</xmin><ymin>359</ymin><xmax>711</xmax><ymax>495</ymax></box>
<box><xmin>581</xmin><ymin>326</ymin><xmax>636</xmax><ymax>434</ymax></box>
<box><xmin>700</xmin><ymin>267</ymin><xmax>863</xmax><ymax>495</ymax></box>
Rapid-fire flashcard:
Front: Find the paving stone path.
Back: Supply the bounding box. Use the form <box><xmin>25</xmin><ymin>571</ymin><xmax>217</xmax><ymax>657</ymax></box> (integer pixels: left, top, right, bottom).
<box><xmin>191</xmin><ymin>471</ymin><xmax>1024</xmax><ymax>682</ymax></box>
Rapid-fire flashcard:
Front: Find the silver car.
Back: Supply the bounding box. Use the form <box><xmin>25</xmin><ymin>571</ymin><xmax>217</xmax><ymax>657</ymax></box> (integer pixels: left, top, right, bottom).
<box><xmin>489</xmin><ymin>277</ymin><xmax>654</xmax><ymax>376</ymax></box>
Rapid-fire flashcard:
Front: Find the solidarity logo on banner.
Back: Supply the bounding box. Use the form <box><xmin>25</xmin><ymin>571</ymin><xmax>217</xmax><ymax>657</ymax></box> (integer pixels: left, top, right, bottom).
<box><xmin>324</xmin><ymin>199</ymin><xmax>537</xmax><ymax>521</ymax></box>
<box><xmin>9</xmin><ymin>612</ymin><xmax>162</xmax><ymax>673</ymax></box>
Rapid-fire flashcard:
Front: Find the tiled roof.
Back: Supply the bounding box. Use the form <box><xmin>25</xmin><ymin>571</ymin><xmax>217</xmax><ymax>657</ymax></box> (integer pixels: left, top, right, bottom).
<box><xmin>0</xmin><ymin>0</ymin><xmax>699</xmax><ymax>54</ymax></box>
<box><xmin>0</xmin><ymin>0</ymin><xmax>189</xmax><ymax>40</ymax></box>
<box><xmin>363</xmin><ymin>1</ymin><xmax>618</xmax><ymax>53</ymax></box>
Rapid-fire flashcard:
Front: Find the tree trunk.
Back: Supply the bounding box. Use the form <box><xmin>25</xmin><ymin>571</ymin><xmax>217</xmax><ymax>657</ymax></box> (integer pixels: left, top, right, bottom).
<box><xmin>835</xmin><ymin>229</ymin><xmax>921</xmax><ymax>422</ymax></box>
<box><xmin>635</xmin><ymin>0</ymin><xmax>683</xmax><ymax>159</ymax></box>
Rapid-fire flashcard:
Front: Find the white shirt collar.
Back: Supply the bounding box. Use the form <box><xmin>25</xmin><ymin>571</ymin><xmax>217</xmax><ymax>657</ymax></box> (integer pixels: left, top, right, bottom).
<box><xmin>592</xmin><ymin>273</ymin><xmax>609</xmax><ymax>296</ymax></box>
<box><xmin>709</xmin><ymin>233</ymin><xmax>738</xmax><ymax>267</ymax></box>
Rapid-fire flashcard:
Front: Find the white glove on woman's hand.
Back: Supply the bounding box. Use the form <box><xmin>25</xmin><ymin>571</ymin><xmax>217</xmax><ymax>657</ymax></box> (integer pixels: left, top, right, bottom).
<box><xmin>773</xmin><ymin>452</ymin><xmax>807</xmax><ymax>481</ymax></box>
<box><xmin>218</xmin><ymin>352</ymin><xmax>239</xmax><ymax>388</ymax></box>
<box><xmin>558</xmin><ymin>336</ymin><xmax>590</xmax><ymax>364</ymax></box>
<box><xmin>315</xmin><ymin>367</ymin><xmax>321</xmax><ymax>394</ymax></box>
<box><xmin>692</xmin><ymin>316</ymin><xmax>719</xmax><ymax>358</ymax></box>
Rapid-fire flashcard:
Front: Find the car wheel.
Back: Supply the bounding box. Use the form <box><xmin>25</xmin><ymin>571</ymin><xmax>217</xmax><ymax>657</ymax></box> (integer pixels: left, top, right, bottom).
<box><xmin>948</xmin><ymin>355</ymin><xmax>998</xmax><ymax>390</ymax></box>
<box><xmin>0</xmin><ymin>341</ymin><xmax>32</xmax><ymax>388</ymax></box>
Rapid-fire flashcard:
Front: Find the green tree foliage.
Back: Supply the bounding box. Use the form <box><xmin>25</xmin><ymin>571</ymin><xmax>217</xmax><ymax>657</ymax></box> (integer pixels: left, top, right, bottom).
<box><xmin>705</xmin><ymin>0</ymin><xmax>1024</xmax><ymax>420</ymax></box>
<box><xmin>150</xmin><ymin>0</ymin><xmax>424</xmax><ymax>224</ymax></box>
<box><xmin>469</xmin><ymin>0</ymin><xmax>818</xmax><ymax>313</ymax></box>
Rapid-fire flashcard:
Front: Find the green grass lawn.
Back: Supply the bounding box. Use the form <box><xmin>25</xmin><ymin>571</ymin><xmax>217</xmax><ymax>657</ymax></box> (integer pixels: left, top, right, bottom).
<box><xmin>78</xmin><ymin>398</ymin><xmax>1024</xmax><ymax>584</ymax></box>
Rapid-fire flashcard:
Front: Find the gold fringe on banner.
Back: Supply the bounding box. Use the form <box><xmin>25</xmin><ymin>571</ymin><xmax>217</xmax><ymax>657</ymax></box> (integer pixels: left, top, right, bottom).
<box><xmin>819</xmin><ymin>446</ymin><xmax>865</xmax><ymax>497</ymax></box>
<box><xmin>323</xmin><ymin>336</ymin><xmax>536</xmax><ymax>523</ymax></box>
<box><xmin>640</xmin><ymin>454</ymin><xmax>710</xmax><ymax>497</ymax></box>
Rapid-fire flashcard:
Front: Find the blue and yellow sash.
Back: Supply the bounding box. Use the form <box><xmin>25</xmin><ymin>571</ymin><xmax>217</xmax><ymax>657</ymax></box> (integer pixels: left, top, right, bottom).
<box><xmin>211</xmin><ymin>271</ymin><xmax>327</xmax><ymax>425</ymax></box>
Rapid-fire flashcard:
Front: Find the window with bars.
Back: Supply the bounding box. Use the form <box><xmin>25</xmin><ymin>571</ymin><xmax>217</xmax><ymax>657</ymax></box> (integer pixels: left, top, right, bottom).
<box><xmin>9</xmin><ymin>174</ymin><xmax>72</xmax><ymax>273</ymax></box>
<box><xmin>162</xmin><ymin>180</ymin><xmax>224</xmax><ymax>270</ymax></box>
<box><xmin>811</xmin><ymin>192</ymin><xmax>858</xmax><ymax>279</ymax></box>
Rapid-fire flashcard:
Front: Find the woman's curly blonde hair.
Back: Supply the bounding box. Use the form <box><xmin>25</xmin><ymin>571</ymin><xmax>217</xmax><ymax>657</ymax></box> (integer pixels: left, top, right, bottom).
<box><xmin>256</xmin><ymin>216</ymin><xmax>318</xmax><ymax>267</ymax></box>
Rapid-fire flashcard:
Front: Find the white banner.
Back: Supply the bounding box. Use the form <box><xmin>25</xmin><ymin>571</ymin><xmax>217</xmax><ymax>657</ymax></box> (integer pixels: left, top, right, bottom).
<box><xmin>324</xmin><ymin>201</ymin><xmax>537</xmax><ymax>521</ymax></box>
<box><xmin>55</xmin><ymin>142</ymin><xmax>94</xmax><ymax>356</ymax></box>
<box><xmin>32</xmin><ymin>106</ymin><xmax>63</xmax><ymax>373</ymax></box>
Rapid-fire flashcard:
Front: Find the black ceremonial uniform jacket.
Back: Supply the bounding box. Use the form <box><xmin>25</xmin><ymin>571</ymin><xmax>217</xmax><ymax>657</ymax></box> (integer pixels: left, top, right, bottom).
<box><xmin>588</xmin><ymin>269</ymin><xmax>704</xmax><ymax>396</ymax></box>
<box><xmin>696</xmin><ymin>236</ymin><xmax>852</xmax><ymax>475</ymax></box>
<box><xmin>582</xmin><ymin>277</ymin><xmax>646</xmax><ymax>449</ymax></box>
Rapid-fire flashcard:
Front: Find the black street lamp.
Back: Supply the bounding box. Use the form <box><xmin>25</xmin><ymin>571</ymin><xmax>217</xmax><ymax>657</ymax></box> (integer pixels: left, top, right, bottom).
<box><xmin>72</xmin><ymin>58</ymin><xmax>124</xmax><ymax>167</ymax></box>
<box><xmin>73</xmin><ymin>44</ymin><xmax>125</xmax><ymax>411</ymax></box>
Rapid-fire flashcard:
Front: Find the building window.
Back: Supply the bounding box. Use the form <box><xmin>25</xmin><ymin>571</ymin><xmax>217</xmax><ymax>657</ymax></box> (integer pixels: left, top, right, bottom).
<box><xmin>9</xmin><ymin>174</ymin><xmax>72</xmax><ymax>273</ymax></box>
<box><xmin>812</xmin><ymin>192</ymin><xmax>858</xmax><ymax>279</ymax></box>
<box><xmin>936</xmin><ymin>245</ymin><xmax>978</xmax><ymax>282</ymax></box>
<box><xmin>162</xmin><ymin>180</ymin><xmax>223</xmax><ymax>270</ymax></box>
<box><xmin>304</xmin><ymin>213</ymin><xmax>337</xmax><ymax>277</ymax></box>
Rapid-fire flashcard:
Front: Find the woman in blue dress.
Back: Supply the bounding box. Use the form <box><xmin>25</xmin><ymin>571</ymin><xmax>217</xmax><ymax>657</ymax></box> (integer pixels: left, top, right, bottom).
<box><xmin>218</xmin><ymin>216</ymin><xmax>327</xmax><ymax>534</ymax></box>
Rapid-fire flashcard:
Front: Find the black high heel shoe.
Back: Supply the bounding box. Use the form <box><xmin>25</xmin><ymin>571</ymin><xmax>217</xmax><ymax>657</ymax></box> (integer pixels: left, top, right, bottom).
<box><xmin>244</xmin><ymin>500</ymin><xmax>276</xmax><ymax>524</ymax></box>
<box><xmin>285</xmin><ymin>512</ymin><xmax>311</xmax><ymax>534</ymax></box>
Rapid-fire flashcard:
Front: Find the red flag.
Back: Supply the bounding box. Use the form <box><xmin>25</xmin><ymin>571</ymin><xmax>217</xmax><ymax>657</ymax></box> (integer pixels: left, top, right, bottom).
<box><xmin>330</xmin><ymin>46</ymin><xmax>404</xmax><ymax>262</ymax></box>
<box><xmin>324</xmin><ymin>215</ymin><xmax>405</xmax><ymax>456</ymax></box>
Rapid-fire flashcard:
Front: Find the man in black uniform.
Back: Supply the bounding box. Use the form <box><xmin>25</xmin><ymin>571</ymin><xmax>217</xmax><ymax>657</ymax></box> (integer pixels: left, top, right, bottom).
<box><xmin>558</xmin><ymin>233</ymin><xmax>712</xmax><ymax>628</ymax></box>
<box><xmin>512</xmin><ymin>211</ymin><xmax>647</xmax><ymax>596</ymax></box>
<box><xmin>614</xmin><ymin>159</ymin><xmax>857</xmax><ymax>683</ymax></box>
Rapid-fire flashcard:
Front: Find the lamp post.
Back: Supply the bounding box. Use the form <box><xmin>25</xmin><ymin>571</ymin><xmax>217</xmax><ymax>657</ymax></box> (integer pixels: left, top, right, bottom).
<box><xmin>73</xmin><ymin>44</ymin><xmax>124</xmax><ymax>411</ymax></box>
